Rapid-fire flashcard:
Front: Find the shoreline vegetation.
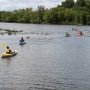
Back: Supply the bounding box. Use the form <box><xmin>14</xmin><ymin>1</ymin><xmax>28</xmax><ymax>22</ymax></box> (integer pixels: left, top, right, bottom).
<box><xmin>0</xmin><ymin>0</ymin><xmax>90</xmax><ymax>25</ymax></box>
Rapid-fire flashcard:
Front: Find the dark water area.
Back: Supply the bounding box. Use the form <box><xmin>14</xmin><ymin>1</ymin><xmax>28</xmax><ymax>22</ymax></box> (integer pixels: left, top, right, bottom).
<box><xmin>0</xmin><ymin>22</ymin><xmax>90</xmax><ymax>90</ymax></box>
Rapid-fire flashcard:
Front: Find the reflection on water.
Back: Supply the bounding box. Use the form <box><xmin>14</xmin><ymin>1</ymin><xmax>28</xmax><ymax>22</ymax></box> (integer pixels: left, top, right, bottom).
<box><xmin>0</xmin><ymin>23</ymin><xmax>90</xmax><ymax>90</ymax></box>
<box><xmin>2</xmin><ymin>58</ymin><xmax>11</xmax><ymax>65</ymax></box>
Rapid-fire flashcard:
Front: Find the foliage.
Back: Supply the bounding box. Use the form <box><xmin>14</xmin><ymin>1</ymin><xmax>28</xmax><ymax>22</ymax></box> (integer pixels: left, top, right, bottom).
<box><xmin>0</xmin><ymin>0</ymin><xmax>90</xmax><ymax>25</ymax></box>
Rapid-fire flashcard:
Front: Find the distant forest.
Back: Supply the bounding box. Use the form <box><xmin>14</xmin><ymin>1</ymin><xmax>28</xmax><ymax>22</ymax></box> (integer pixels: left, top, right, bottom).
<box><xmin>0</xmin><ymin>0</ymin><xmax>90</xmax><ymax>25</ymax></box>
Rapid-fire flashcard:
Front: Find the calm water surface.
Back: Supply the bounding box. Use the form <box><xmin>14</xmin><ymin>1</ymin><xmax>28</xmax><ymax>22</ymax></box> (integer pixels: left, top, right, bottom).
<box><xmin>0</xmin><ymin>23</ymin><xmax>90</xmax><ymax>90</ymax></box>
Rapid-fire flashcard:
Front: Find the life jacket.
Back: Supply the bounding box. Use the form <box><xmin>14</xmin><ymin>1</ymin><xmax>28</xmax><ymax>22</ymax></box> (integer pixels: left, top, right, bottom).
<box><xmin>6</xmin><ymin>49</ymin><xmax>11</xmax><ymax>54</ymax></box>
<box><xmin>20</xmin><ymin>38</ymin><xmax>24</xmax><ymax>42</ymax></box>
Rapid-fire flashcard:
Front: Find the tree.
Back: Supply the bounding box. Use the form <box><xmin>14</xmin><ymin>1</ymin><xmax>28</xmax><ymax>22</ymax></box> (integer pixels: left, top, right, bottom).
<box><xmin>36</xmin><ymin>6</ymin><xmax>45</xmax><ymax>23</ymax></box>
<box><xmin>64</xmin><ymin>9</ymin><xmax>76</xmax><ymax>24</ymax></box>
<box><xmin>81</xmin><ymin>12</ymin><xmax>87</xmax><ymax>25</ymax></box>
<box><xmin>75</xmin><ymin>0</ymin><xmax>86</xmax><ymax>7</ymax></box>
<box><xmin>31</xmin><ymin>11</ymin><xmax>38</xmax><ymax>23</ymax></box>
<box><xmin>86</xmin><ymin>0</ymin><xmax>90</xmax><ymax>11</ymax></box>
<box><xmin>61</xmin><ymin>0</ymin><xmax>75</xmax><ymax>8</ymax></box>
<box><xmin>43</xmin><ymin>8</ymin><xmax>59</xmax><ymax>24</ymax></box>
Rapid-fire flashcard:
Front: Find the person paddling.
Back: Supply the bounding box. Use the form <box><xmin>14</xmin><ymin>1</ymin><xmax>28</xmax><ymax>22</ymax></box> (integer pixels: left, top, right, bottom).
<box><xmin>6</xmin><ymin>46</ymin><xmax>12</xmax><ymax>54</ymax></box>
<box><xmin>66</xmin><ymin>32</ymin><xmax>69</xmax><ymax>35</ymax></box>
<box><xmin>65</xmin><ymin>32</ymin><xmax>70</xmax><ymax>37</ymax></box>
<box><xmin>20</xmin><ymin>37</ymin><xmax>24</xmax><ymax>42</ymax></box>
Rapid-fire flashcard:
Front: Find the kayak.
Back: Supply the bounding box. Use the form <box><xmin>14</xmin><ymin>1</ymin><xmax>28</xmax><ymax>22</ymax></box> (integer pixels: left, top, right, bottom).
<box><xmin>77</xmin><ymin>31</ymin><xmax>83</xmax><ymax>36</ymax></box>
<box><xmin>65</xmin><ymin>34</ymin><xmax>70</xmax><ymax>37</ymax></box>
<box><xmin>1</xmin><ymin>50</ymin><xmax>17</xmax><ymax>58</ymax></box>
<box><xmin>19</xmin><ymin>41</ymin><xmax>26</xmax><ymax>45</ymax></box>
<box><xmin>78</xmin><ymin>33</ymin><xmax>83</xmax><ymax>36</ymax></box>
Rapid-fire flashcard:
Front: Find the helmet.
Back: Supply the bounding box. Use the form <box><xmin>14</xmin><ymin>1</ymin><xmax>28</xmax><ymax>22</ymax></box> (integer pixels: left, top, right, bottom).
<box><xmin>7</xmin><ymin>46</ymin><xmax>9</xmax><ymax>49</ymax></box>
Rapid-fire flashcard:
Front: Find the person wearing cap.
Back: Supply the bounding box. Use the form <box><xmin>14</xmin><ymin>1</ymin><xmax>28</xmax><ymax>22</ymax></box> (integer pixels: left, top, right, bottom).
<box><xmin>6</xmin><ymin>46</ymin><xmax>12</xmax><ymax>54</ymax></box>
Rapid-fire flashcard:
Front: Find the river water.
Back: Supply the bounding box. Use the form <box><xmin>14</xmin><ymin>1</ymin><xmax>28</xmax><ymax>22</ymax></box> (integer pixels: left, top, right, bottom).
<box><xmin>0</xmin><ymin>22</ymin><xmax>90</xmax><ymax>90</ymax></box>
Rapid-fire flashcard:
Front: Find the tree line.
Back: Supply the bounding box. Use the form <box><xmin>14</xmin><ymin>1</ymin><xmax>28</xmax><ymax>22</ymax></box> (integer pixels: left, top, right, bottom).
<box><xmin>0</xmin><ymin>0</ymin><xmax>90</xmax><ymax>25</ymax></box>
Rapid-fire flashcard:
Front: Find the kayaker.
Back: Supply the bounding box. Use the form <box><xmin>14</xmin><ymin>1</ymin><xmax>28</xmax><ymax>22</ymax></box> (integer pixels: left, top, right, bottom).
<box><xmin>65</xmin><ymin>32</ymin><xmax>70</xmax><ymax>37</ymax></box>
<box><xmin>6</xmin><ymin>46</ymin><xmax>12</xmax><ymax>54</ymax></box>
<box><xmin>20</xmin><ymin>37</ymin><xmax>24</xmax><ymax>42</ymax></box>
<box><xmin>66</xmin><ymin>32</ymin><xmax>69</xmax><ymax>35</ymax></box>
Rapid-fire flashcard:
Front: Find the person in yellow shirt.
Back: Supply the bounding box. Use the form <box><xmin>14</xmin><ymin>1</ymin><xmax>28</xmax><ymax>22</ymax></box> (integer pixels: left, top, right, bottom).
<box><xmin>6</xmin><ymin>46</ymin><xmax>12</xmax><ymax>54</ymax></box>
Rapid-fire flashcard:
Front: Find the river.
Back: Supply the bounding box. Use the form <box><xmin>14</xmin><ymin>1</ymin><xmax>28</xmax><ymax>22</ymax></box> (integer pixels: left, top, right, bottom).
<box><xmin>0</xmin><ymin>22</ymin><xmax>90</xmax><ymax>90</ymax></box>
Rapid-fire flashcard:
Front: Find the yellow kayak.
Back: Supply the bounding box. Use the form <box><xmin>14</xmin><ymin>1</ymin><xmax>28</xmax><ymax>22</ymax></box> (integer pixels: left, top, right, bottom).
<box><xmin>1</xmin><ymin>50</ymin><xmax>17</xmax><ymax>58</ymax></box>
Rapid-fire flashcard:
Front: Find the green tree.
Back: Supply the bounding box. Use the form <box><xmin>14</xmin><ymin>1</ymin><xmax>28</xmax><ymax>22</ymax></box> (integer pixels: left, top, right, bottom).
<box><xmin>43</xmin><ymin>8</ymin><xmax>59</xmax><ymax>24</ymax></box>
<box><xmin>62</xmin><ymin>0</ymin><xmax>75</xmax><ymax>8</ymax></box>
<box><xmin>31</xmin><ymin>11</ymin><xmax>38</xmax><ymax>23</ymax></box>
<box><xmin>75</xmin><ymin>0</ymin><xmax>86</xmax><ymax>7</ymax></box>
<box><xmin>64</xmin><ymin>9</ymin><xmax>75</xmax><ymax>24</ymax></box>
<box><xmin>36</xmin><ymin>6</ymin><xmax>45</xmax><ymax>23</ymax></box>
<box><xmin>86</xmin><ymin>0</ymin><xmax>90</xmax><ymax>11</ymax></box>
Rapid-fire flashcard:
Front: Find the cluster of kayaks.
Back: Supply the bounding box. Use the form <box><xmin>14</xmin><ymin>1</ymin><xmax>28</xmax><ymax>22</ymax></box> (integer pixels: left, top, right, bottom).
<box><xmin>1</xmin><ymin>31</ymin><xmax>84</xmax><ymax>58</ymax></box>
<box><xmin>65</xmin><ymin>31</ymin><xmax>83</xmax><ymax>37</ymax></box>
